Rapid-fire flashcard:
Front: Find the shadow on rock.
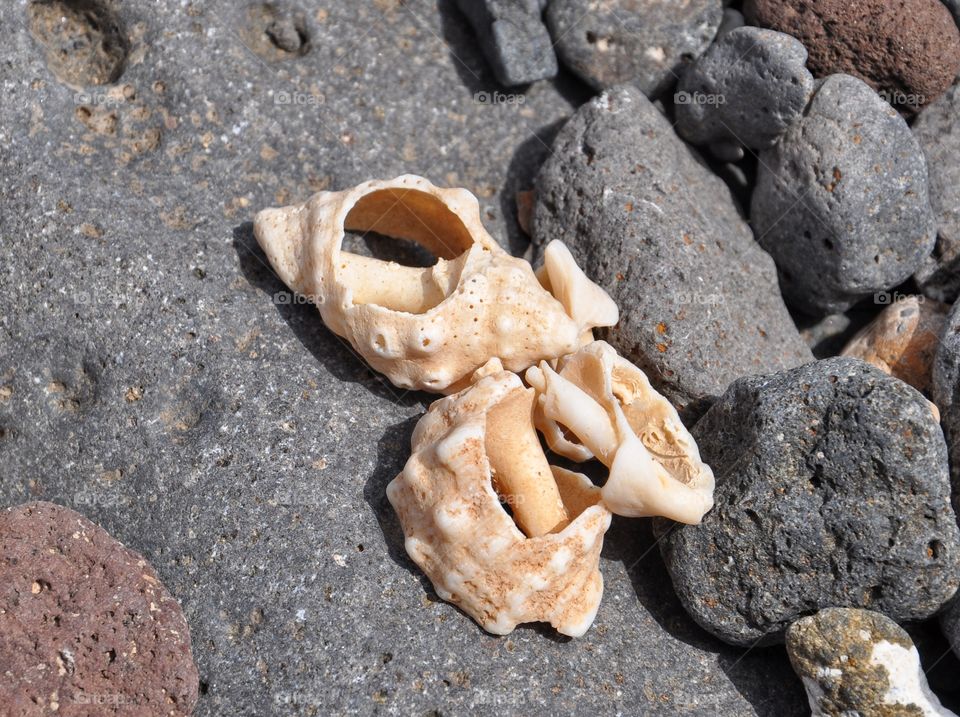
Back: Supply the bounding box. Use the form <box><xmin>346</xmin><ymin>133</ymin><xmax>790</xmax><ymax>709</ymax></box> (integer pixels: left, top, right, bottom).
<box><xmin>232</xmin><ymin>222</ymin><xmax>428</xmax><ymax>408</ymax></box>
<box><xmin>606</xmin><ymin>518</ymin><xmax>807</xmax><ymax>716</ymax></box>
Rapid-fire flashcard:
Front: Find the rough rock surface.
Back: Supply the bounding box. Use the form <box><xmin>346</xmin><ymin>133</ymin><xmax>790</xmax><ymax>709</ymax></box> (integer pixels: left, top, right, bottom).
<box><xmin>546</xmin><ymin>0</ymin><xmax>722</xmax><ymax>98</ymax></box>
<box><xmin>533</xmin><ymin>84</ymin><xmax>812</xmax><ymax>420</ymax></box>
<box><xmin>657</xmin><ymin>357</ymin><xmax>960</xmax><ymax>647</ymax></box>
<box><xmin>787</xmin><ymin>608</ymin><xmax>957</xmax><ymax>717</ymax></box>
<box><xmin>744</xmin><ymin>0</ymin><xmax>960</xmax><ymax>112</ymax></box>
<box><xmin>0</xmin><ymin>1</ymin><xmax>809</xmax><ymax>714</ymax></box>
<box><xmin>752</xmin><ymin>74</ymin><xmax>936</xmax><ymax>315</ymax></box>
<box><xmin>840</xmin><ymin>296</ymin><xmax>949</xmax><ymax>396</ymax></box>
<box><xmin>454</xmin><ymin>0</ymin><xmax>557</xmax><ymax>86</ymax></box>
<box><xmin>676</xmin><ymin>27</ymin><xmax>814</xmax><ymax>151</ymax></box>
<box><xmin>933</xmin><ymin>301</ymin><xmax>960</xmax><ymax>515</ymax></box>
<box><xmin>0</xmin><ymin>501</ymin><xmax>199</xmax><ymax>715</ymax></box>
<box><xmin>913</xmin><ymin>84</ymin><xmax>960</xmax><ymax>302</ymax></box>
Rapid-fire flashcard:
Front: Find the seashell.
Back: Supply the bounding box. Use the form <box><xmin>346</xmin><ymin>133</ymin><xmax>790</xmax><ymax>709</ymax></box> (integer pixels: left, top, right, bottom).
<box><xmin>386</xmin><ymin>366</ymin><xmax>611</xmax><ymax>637</ymax></box>
<box><xmin>526</xmin><ymin>341</ymin><xmax>715</xmax><ymax>524</ymax></box>
<box><xmin>253</xmin><ymin>175</ymin><xmax>618</xmax><ymax>393</ymax></box>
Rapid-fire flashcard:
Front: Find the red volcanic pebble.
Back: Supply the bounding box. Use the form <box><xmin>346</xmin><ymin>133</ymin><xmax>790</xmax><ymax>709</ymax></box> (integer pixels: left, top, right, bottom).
<box><xmin>0</xmin><ymin>501</ymin><xmax>199</xmax><ymax>716</ymax></box>
<box><xmin>744</xmin><ymin>0</ymin><xmax>960</xmax><ymax>111</ymax></box>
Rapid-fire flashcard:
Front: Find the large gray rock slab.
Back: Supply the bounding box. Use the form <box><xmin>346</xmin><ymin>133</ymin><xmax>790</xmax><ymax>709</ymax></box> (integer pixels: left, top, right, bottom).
<box><xmin>658</xmin><ymin>357</ymin><xmax>960</xmax><ymax>647</ymax></box>
<box><xmin>533</xmin><ymin>84</ymin><xmax>812</xmax><ymax>421</ymax></box>
<box><xmin>546</xmin><ymin>0</ymin><xmax>722</xmax><ymax>98</ymax></box>
<box><xmin>913</xmin><ymin>84</ymin><xmax>960</xmax><ymax>302</ymax></box>
<box><xmin>0</xmin><ymin>1</ymin><xmax>808</xmax><ymax>715</ymax></box>
<box><xmin>751</xmin><ymin>74</ymin><xmax>937</xmax><ymax>316</ymax></box>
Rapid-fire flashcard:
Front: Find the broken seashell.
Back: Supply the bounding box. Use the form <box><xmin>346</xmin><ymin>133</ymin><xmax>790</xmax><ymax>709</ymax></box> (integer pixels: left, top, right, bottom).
<box><xmin>253</xmin><ymin>175</ymin><xmax>618</xmax><ymax>393</ymax></box>
<box><xmin>386</xmin><ymin>368</ymin><xmax>611</xmax><ymax>637</ymax></box>
<box><xmin>526</xmin><ymin>341</ymin><xmax>715</xmax><ymax>524</ymax></box>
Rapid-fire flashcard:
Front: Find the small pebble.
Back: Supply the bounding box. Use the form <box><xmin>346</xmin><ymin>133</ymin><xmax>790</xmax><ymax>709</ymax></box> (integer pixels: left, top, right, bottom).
<box><xmin>787</xmin><ymin>608</ymin><xmax>957</xmax><ymax>717</ymax></box>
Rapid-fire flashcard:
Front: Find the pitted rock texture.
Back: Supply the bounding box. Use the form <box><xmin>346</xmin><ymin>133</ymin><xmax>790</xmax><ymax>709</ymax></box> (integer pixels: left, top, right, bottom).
<box><xmin>913</xmin><ymin>84</ymin><xmax>960</xmax><ymax>302</ymax></box>
<box><xmin>751</xmin><ymin>74</ymin><xmax>936</xmax><ymax>315</ymax></box>
<box><xmin>932</xmin><ymin>300</ymin><xmax>960</xmax><ymax>515</ymax></box>
<box><xmin>546</xmin><ymin>0</ymin><xmax>722</xmax><ymax>98</ymax></box>
<box><xmin>454</xmin><ymin>0</ymin><xmax>557</xmax><ymax>86</ymax></box>
<box><xmin>676</xmin><ymin>27</ymin><xmax>814</xmax><ymax>151</ymax></box>
<box><xmin>744</xmin><ymin>0</ymin><xmax>960</xmax><ymax>112</ymax></box>
<box><xmin>533</xmin><ymin>84</ymin><xmax>812</xmax><ymax>421</ymax></box>
<box><xmin>657</xmin><ymin>357</ymin><xmax>960</xmax><ymax>647</ymax></box>
<box><xmin>787</xmin><ymin>608</ymin><xmax>957</xmax><ymax>717</ymax></box>
<box><xmin>0</xmin><ymin>501</ymin><xmax>199</xmax><ymax>715</ymax></box>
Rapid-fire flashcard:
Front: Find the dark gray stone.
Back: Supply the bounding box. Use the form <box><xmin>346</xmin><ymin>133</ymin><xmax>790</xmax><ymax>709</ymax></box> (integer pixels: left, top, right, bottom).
<box><xmin>0</xmin><ymin>1</ymin><xmax>810</xmax><ymax>715</ymax></box>
<box><xmin>913</xmin><ymin>84</ymin><xmax>960</xmax><ymax>302</ymax></box>
<box><xmin>546</xmin><ymin>0</ymin><xmax>722</xmax><ymax>98</ymax></box>
<box><xmin>533</xmin><ymin>84</ymin><xmax>812</xmax><ymax>420</ymax></box>
<box><xmin>932</xmin><ymin>300</ymin><xmax>960</xmax><ymax>517</ymax></box>
<box><xmin>454</xmin><ymin>0</ymin><xmax>557</xmax><ymax>86</ymax></box>
<box><xmin>716</xmin><ymin>8</ymin><xmax>745</xmax><ymax>39</ymax></box>
<box><xmin>676</xmin><ymin>27</ymin><xmax>814</xmax><ymax>151</ymax></box>
<box><xmin>752</xmin><ymin>74</ymin><xmax>937</xmax><ymax>316</ymax></box>
<box><xmin>948</xmin><ymin>0</ymin><xmax>960</xmax><ymax>27</ymax></box>
<box><xmin>657</xmin><ymin>357</ymin><xmax>960</xmax><ymax>647</ymax></box>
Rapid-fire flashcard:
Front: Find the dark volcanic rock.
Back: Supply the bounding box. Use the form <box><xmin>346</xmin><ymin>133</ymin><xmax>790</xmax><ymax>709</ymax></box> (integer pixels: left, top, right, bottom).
<box><xmin>0</xmin><ymin>501</ymin><xmax>199</xmax><ymax>715</ymax></box>
<box><xmin>751</xmin><ymin>74</ymin><xmax>936</xmax><ymax>315</ymax></box>
<box><xmin>744</xmin><ymin>0</ymin><xmax>960</xmax><ymax>112</ymax></box>
<box><xmin>913</xmin><ymin>85</ymin><xmax>960</xmax><ymax>302</ymax></box>
<box><xmin>932</xmin><ymin>300</ymin><xmax>960</xmax><ymax>514</ymax></box>
<box><xmin>546</xmin><ymin>0</ymin><xmax>722</xmax><ymax>98</ymax></box>
<box><xmin>454</xmin><ymin>0</ymin><xmax>557</xmax><ymax>86</ymax></box>
<box><xmin>676</xmin><ymin>27</ymin><xmax>814</xmax><ymax>151</ymax></box>
<box><xmin>944</xmin><ymin>596</ymin><xmax>960</xmax><ymax>660</ymax></box>
<box><xmin>658</xmin><ymin>357</ymin><xmax>960</xmax><ymax>647</ymax></box>
<box><xmin>533</xmin><ymin>84</ymin><xmax>812</xmax><ymax>420</ymax></box>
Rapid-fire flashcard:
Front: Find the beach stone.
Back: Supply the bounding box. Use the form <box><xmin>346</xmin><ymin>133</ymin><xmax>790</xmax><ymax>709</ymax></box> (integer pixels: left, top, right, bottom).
<box><xmin>944</xmin><ymin>597</ymin><xmax>960</xmax><ymax>660</ymax></box>
<box><xmin>0</xmin><ymin>501</ymin><xmax>199</xmax><ymax>715</ymax></box>
<box><xmin>932</xmin><ymin>301</ymin><xmax>960</xmax><ymax>515</ymax></box>
<box><xmin>751</xmin><ymin>74</ymin><xmax>936</xmax><ymax>315</ymax></box>
<box><xmin>657</xmin><ymin>357</ymin><xmax>960</xmax><ymax>647</ymax></box>
<box><xmin>744</xmin><ymin>0</ymin><xmax>960</xmax><ymax>112</ymax></box>
<box><xmin>840</xmin><ymin>296</ymin><xmax>950</xmax><ymax>396</ymax></box>
<box><xmin>676</xmin><ymin>27</ymin><xmax>814</xmax><ymax>151</ymax></box>
<box><xmin>533</xmin><ymin>84</ymin><xmax>812</xmax><ymax>420</ymax></box>
<box><xmin>454</xmin><ymin>0</ymin><xmax>557</xmax><ymax>86</ymax></box>
<box><xmin>913</xmin><ymin>84</ymin><xmax>960</xmax><ymax>302</ymax></box>
<box><xmin>546</xmin><ymin>0</ymin><xmax>722</xmax><ymax>98</ymax></box>
<box><xmin>787</xmin><ymin>608</ymin><xmax>957</xmax><ymax>717</ymax></box>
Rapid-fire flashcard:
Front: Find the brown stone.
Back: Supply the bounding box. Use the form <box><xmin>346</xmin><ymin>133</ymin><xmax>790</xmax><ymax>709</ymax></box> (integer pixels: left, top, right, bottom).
<box><xmin>744</xmin><ymin>0</ymin><xmax>960</xmax><ymax>111</ymax></box>
<box><xmin>0</xmin><ymin>501</ymin><xmax>199</xmax><ymax>715</ymax></box>
<box><xmin>841</xmin><ymin>296</ymin><xmax>950</xmax><ymax>396</ymax></box>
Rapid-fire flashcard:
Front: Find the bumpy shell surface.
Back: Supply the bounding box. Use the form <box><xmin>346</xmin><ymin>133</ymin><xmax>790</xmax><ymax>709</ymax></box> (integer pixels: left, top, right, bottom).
<box><xmin>526</xmin><ymin>341</ymin><xmax>715</xmax><ymax>524</ymax></box>
<box><xmin>253</xmin><ymin>175</ymin><xmax>618</xmax><ymax>393</ymax></box>
<box><xmin>386</xmin><ymin>368</ymin><xmax>611</xmax><ymax>637</ymax></box>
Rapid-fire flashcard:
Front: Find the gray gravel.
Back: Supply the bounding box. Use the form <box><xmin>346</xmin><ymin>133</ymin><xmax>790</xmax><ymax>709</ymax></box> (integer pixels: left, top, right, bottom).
<box><xmin>533</xmin><ymin>84</ymin><xmax>812</xmax><ymax>421</ymax></box>
<box><xmin>0</xmin><ymin>1</ymin><xmax>808</xmax><ymax>715</ymax></box>
<box><xmin>752</xmin><ymin>74</ymin><xmax>936</xmax><ymax>315</ymax></box>
<box><xmin>657</xmin><ymin>357</ymin><xmax>960</xmax><ymax>647</ymax></box>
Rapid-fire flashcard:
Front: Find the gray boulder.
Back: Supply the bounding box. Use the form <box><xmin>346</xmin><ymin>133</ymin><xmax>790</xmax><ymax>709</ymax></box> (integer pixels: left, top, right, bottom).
<box><xmin>752</xmin><ymin>74</ymin><xmax>936</xmax><ymax>315</ymax></box>
<box><xmin>676</xmin><ymin>27</ymin><xmax>814</xmax><ymax>151</ymax></box>
<box><xmin>657</xmin><ymin>357</ymin><xmax>960</xmax><ymax>647</ymax></box>
<box><xmin>533</xmin><ymin>84</ymin><xmax>811</xmax><ymax>420</ymax></box>
<box><xmin>454</xmin><ymin>0</ymin><xmax>557</xmax><ymax>86</ymax></box>
<box><xmin>913</xmin><ymin>84</ymin><xmax>960</xmax><ymax>302</ymax></box>
<box><xmin>546</xmin><ymin>0</ymin><xmax>722</xmax><ymax>98</ymax></box>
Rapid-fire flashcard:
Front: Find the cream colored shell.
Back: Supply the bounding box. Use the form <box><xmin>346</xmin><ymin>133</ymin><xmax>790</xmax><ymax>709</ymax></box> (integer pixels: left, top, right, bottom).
<box><xmin>386</xmin><ymin>367</ymin><xmax>611</xmax><ymax>637</ymax></box>
<box><xmin>253</xmin><ymin>175</ymin><xmax>618</xmax><ymax>393</ymax></box>
<box><xmin>526</xmin><ymin>341</ymin><xmax>715</xmax><ymax>524</ymax></box>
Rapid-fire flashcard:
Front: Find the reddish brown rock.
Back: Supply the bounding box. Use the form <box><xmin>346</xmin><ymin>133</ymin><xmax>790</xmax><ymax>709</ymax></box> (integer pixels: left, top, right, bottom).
<box><xmin>0</xmin><ymin>502</ymin><xmax>199</xmax><ymax>716</ymax></box>
<box><xmin>744</xmin><ymin>0</ymin><xmax>960</xmax><ymax>111</ymax></box>
<box><xmin>841</xmin><ymin>296</ymin><xmax>950</xmax><ymax>396</ymax></box>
